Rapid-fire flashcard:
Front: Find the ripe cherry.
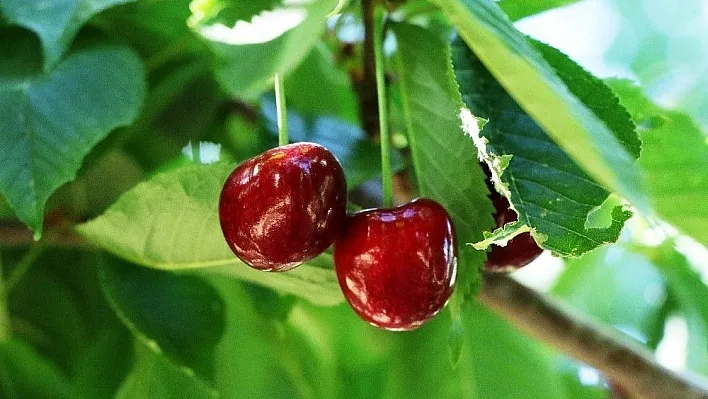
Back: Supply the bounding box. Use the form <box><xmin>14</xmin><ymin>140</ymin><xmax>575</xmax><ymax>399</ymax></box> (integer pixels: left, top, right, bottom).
<box><xmin>219</xmin><ymin>142</ymin><xmax>347</xmax><ymax>271</ymax></box>
<box><xmin>334</xmin><ymin>198</ymin><xmax>457</xmax><ymax>331</ymax></box>
<box><xmin>482</xmin><ymin>166</ymin><xmax>543</xmax><ymax>272</ymax></box>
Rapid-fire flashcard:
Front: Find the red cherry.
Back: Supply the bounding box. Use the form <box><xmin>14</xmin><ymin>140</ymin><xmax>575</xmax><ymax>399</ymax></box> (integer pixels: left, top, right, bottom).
<box><xmin>219</xmin><ymin>142</ymin><xmax>347</xmax><ymax>271</ymax></box>
<box><xmin>484</xmin><ymin>177</ymin><xmax>543</xmax><ymax>272</ymax></box>
<box><xmin>334</xmin><ymin>198</ymin><xmax>457</xmax><ymax>331</ymax></box>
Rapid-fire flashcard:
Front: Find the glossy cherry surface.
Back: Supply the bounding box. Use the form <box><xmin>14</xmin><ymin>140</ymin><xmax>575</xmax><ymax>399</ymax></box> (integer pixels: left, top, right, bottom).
<box><xmin>219</xmin><ymin>142</ymin><xmax>347</xmax><ymax>271</ymax></box>
<box><xmin>484</xmin><ymin>183</ymin><xmax>544</xmax><ymax>272</ymax></box>
<box><xmin>334</xmin><ymin>198</ymin><xmax>457</xmax><ymax>331</ymax></box>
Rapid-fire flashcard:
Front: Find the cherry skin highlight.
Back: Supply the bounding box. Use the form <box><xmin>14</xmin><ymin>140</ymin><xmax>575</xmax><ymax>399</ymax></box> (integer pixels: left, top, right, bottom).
<box><xmin>483</xmin><ymin>173</ymin><xmax>544</xmax><ymax>272</ymax></box>
<box><xmin>219</xmin><ymin>142</ymin><xmax>347</xmax><ymax>271</ymax></box>
<box><xmin>334</xmin><ymin>198</ymin><xmax>457</xmax><ymax>331</ymax></box>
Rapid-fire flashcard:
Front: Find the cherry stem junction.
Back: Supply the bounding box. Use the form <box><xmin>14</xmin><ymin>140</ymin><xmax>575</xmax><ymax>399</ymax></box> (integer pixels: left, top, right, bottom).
<box><xmin>275</xmin><ymin>73</ymin><xmax>289</xmax><ymax>147</ymax></box>
<box><xmin>373</xmin><ymin>5</ymin><xmax>393</xmax><ymax>208</ymax></box>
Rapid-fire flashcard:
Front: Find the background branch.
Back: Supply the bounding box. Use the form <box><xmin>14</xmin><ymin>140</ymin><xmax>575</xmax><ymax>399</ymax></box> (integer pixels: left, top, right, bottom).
<box><xmin>480</xmin><ymin>272</ymin><xmax>708</xmax><ymax>399</ymax></box>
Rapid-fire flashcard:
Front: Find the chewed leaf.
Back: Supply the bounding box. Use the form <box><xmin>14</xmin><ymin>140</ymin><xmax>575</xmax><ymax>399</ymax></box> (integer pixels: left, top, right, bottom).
<box><xmin>453</xmin><ymin>37</ymin><xmax>634</xmax><ymax>257</ymax></box>
<box><xmin>471</xmin><ymin>221</ymin><xmax>533</xmax><ymax>250</ymax></box>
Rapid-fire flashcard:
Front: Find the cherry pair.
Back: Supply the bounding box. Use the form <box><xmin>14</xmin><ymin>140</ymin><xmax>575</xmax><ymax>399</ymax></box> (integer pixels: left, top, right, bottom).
<box><xmin>219</xmin><ymin>143</ymin><xmax>541</xmax><ymax>331</ymax></box>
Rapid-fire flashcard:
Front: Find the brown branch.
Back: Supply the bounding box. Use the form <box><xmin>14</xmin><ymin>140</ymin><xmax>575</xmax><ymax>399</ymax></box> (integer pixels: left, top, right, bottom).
<box><xmin>0</xmin><ymin>222</ymin><xmax>88</xmax><ymax>249</ymax></box>
<box><xmin>480</xmin><ymin>272</ymin><xmax>708</xmax><ymax>399</ymax></box>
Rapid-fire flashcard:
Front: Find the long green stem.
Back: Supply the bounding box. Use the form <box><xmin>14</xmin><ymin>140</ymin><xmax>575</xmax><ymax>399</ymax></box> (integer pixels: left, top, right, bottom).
<box><xmin>0</xmin><ymin>252</ymin><xmax>11</xmax><ymax>341</ymax></box>
<box><xmin>275</xmin><ymin>73</ymin><xmax>289</xmax><ymax>146</ymax></box>
<box><xmin>373</xmin><ymin>5</ymin><xmax>393</xmax><ymax>208</ymax></box>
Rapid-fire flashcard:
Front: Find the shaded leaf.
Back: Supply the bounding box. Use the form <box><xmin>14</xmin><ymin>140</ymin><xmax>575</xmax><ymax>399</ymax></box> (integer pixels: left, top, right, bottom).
<box><xmin>0</xmin><ymin>339</ymin><xmax>76</xmax><ymax>399</ymax></box>
<box><xmin>99</xmin><ymin>256</ymin><xmax>225</xmax><ymax>380</ymax></box>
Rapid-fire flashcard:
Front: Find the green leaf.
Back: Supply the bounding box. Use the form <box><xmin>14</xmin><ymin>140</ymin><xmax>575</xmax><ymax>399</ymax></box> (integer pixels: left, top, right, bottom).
<box><xmin>553</xmin><ymin>246</ymin><xmax>669</xmax><ymax>349</ymax></box>
<box><xmin>77</xmin><ymin>163</ymin><xmax>344</xmax><ymax>306</ymax></box>
<box><xmin>0</xmin><ymin>0</ymin><xmax>134</xmax><ymax>69</ymax></box>
<box><xmin>286</xmin><ymin>43</ymin><xmax>359</xmax><ymax>123</ymax></box>
<box><xmin>192</xmin><ymin>0</ymin><xmax>337</xmax><ymax>100</ymax></box>
<box><xmin>428</xmin><ymin>0</ymin><xmax>648</xmax><ymax>212</ymax></box>
<box><xmin>0</xmin><ymin>34</ymin><xmax>146</xmax><ymax>236</ymax></box>
<box><xmin>98</xmin><ymin>256</ymin><xmax>225</xmax><ymax>380</ymax></box>
<box><xmin>452</xmin><ymin>37</ymin><xmax>634</xmax><ymax>256</ymax></box>
<box><xmin>393</xmin><ymin>22</ymin><xmax>495</xmax><ymax>297</ymax></box>
<box><xmin>607</xmin><ymin>80</ymin><xmax>708</xmax><ymax>247</ymax></box>
<box><xmin>0</xmin><ymin>339</ymin><xmax>76</xmax><ymax>399</ymax></box>
<box><xmin>115</xmin><ymin>343</ymin><xmax>217</xmax><ymax>399</ymax></box>
<box><xmin>497</xmin><ymin>0</ymin><xmax>582</xmax><ymax>21</ymax></box>
<box><xmin>209</xmin><ymin>278</ymin><xmax>337</xmax><ymax>399</ymax></box>
<box><xmin>637</xmin><ymin>243</ymin><xmax>708</xmax><ymax>374</ymax></box>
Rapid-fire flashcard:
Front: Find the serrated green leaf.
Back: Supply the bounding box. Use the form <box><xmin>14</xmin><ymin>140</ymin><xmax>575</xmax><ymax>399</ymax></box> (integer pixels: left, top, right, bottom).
<box><xmin>607</xmin><ymin>80</ymin><xmax>708</xmax><ymax>247</ymax></box>
<box><xmin>0</xmin><ymin>35</ymin><xmax>145</xmax><ymax>236</ymax></box>
<box><xmin>192</xmin><ymin>0</ymin><xmax>337</xmax><ymax>100</ymax></box>
<box><xmin>0</xmin><ymin>339</ymin><xmax>76</xmax><ymax>399</ymax></box>
<box><xmin>98</xmin><ymin>256</ymin><xmax>225</xmax><ymax>380</ymax></box>
<box><xmin>394</xmin><ymin>22</ymin><xmax>495</xmax><ymax>298</ymax></box>
<box><xmin>429</xmin><ymin>0</ymin><xmax>648</xmax><ymax>212</ymax></box>
<box><xmin>498</xmin><ymin>0</ymin><xmax>582</xmax><ymax>21</ymax></box>
<box><xmin>0</xmin><ymin>0</ymin><xmax>134</xmax><ymax>69</ymax></box>
<box><xmin>77</xmin><ymin>163</ymin><xmax>344</xmax><ymax>306</ymax></box>
<box><xmin>452</xmin><ymin>37</ymin><xmax>634</xmax><ymax>256</ymax></box>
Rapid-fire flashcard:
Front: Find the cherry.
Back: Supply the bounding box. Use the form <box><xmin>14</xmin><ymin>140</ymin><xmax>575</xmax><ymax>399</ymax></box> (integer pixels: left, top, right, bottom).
<box><xmin>219</xmin><ymin>142</ymin><xmax>347</xmax><ymax>271</ymax></box>
<box><xmin>481</xmin><ymin>165</ymin><xmax>543</xmax><ymax>272</ymax></box>
<box><xmin>334</xmin><ymin>198</ymin><xmax>457</xmax><ymax>331</ymax></box>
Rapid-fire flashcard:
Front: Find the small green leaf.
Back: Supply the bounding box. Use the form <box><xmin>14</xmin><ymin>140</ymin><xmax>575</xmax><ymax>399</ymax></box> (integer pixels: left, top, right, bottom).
<box><xmin>394</xmin><ymin>22</ymin><xmax>495</xmax><ymax>298</ymax></box>
<box><xmin>192</xmin><ymin>0</ymin><xmax>337</xmax><ymax>99</ymax></box>
<box><xmin>429</xmin><ymin>0</ymin><xmax>648</xmax><ymax>212</ymax></box>
<box><xmin>452</xmin><ymin>38</ymin><xmax>634</xmax><ymax>256</ymax></box>
<box><xmin>0</xmin><ymin>33</ymin><xmax>146</xmax><ymax>236</ymax></box>
<box><xmin>608</xmin><ymin>80</ymin><xmax>708</xmax><ymax>247</ymax></box>
<box><xmin>77</xmin><ymin>163</ymin><xmax>344</xmax><ymax>306</ymax></box>
<box><xmin>0</xmin><ymin>0</ymin><xmax>134</xmax><ymax>69</ymax></box>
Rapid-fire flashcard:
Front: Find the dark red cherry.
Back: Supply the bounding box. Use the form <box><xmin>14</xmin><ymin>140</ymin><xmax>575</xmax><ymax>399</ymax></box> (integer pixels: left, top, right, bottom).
<box><xmin>484</xmin><ymin>176</ymin><xmax>543</xmax><ymax>272</ymax></box>
<box><xmin>334</xmin><ymin>198</ymin><xmax>457</xmax><ymax>331</ymax></box>
<box><xmin>219</xmin><ymin>142</ymin><xmax>347</xmax><ymax>271</ymax></box>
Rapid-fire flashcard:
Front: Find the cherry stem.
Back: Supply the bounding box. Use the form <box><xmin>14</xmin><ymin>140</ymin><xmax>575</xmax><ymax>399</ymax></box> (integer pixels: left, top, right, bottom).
<box><xmin>275</xmin><ymin>73</ymin><xmax>289</xmax><ymax>147</ymax></box>
<box><xmin>373</xmin><ymin>5</ymin><xmax>393</xmax><ymax>208</ymax></box>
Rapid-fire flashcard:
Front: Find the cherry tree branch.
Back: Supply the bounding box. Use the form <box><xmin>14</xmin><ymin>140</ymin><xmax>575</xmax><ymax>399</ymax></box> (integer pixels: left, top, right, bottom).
<box><xmin>480</xmin><ymin>272</ymin><xmax>708</xmax><ymax>399</ymax></box>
